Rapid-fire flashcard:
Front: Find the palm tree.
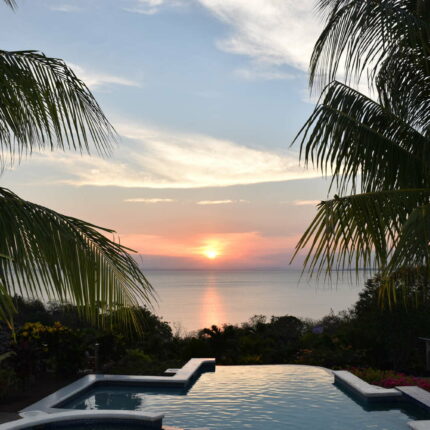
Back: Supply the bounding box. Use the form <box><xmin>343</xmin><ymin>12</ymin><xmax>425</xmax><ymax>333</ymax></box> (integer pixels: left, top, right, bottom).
<box><xmin>0</xmin><ymin>0</ymin><xmax>153</xmax><ymax>328</ymax></box>
<box><xmin>293</xmin><ymin>0</ymin><xmax>430</xmax><ymax>296</ymax></box>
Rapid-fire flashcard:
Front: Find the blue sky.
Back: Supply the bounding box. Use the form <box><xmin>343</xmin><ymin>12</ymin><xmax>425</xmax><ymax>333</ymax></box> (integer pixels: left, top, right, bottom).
<box><xmin>0</xmin><ymin>0</ymin><xmax>334</xmax><ymax>269</ymax></box>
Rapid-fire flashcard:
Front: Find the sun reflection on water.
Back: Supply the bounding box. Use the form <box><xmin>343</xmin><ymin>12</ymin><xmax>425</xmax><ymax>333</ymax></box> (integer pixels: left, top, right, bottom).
<box><xmin>199</xmin><ymin>274</ymin><xmax>227</xmax><ymax>328</ymax></box>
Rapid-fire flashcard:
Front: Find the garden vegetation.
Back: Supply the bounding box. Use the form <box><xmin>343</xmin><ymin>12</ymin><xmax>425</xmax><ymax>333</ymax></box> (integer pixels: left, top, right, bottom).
<box><xmin>2</xmin><ymin>275</ymin><xmax>430</xmax><ymax>403</ymax></box>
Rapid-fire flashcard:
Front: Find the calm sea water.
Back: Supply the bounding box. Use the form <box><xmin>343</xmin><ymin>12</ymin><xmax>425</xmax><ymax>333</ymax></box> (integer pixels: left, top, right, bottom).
<box><xmin>144</xmin><ymin>270</ymin><xmax>366</xmax><ymax>333</ymax></box>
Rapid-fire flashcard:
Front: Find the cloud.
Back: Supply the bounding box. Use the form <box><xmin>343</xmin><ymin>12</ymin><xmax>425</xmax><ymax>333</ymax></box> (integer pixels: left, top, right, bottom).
<box><xmin>198</xmin><ymin>0</ymin><xmax>377</xmax><ymax>93</ymax></box>
<box><xmin>68</xmin><ymin>63</ymin><xmax>140</xmax><ymax>90</ymax></box>
<box><xmin>196</xmin><ymin>200</ymin><xmax>234</xmax><ymax>205</ymax></box>
<box><xmin>124</xmin><ymin>0</ymin><xmax>164</xmax><ymax>15</ymax></box>
<box><xmin>197</xmin><ymin>0</ymin><xmax>321</xmax><ymax>71</ymax></box>
<box><xmin>234</xmin><ymin>67</ymin><xmax>295</xmax><ymax>81</ymax></box>
<box><xmin>29</xmin><ymin>122</ymin><xmax>320</xmax><ymax>189</ymax></box>
<box><xmin>293</xmin><ymin>199</ymin><xmax>320</xmax><ymax>206</ymax></box>
<box><xmin>124</xmin><ymin>0</ymin><xmax>187</xmax><ymax>15</ymax></box>
<box><xmin>124</xmin><ymin>198</ymin><xmax>175</xmax><ymax>203</ymax></box>
<box><xmin>50</xmin><ymin>4</ymin><xmax>81</xmax><ymax>12</ymax></box>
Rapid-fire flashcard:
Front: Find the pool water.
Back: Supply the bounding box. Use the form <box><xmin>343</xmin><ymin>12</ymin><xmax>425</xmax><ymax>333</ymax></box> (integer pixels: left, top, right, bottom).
<box><xmin>59</xmin><ymin>365</ymin><xmax>429</xmax><ymax>430</ymax></box>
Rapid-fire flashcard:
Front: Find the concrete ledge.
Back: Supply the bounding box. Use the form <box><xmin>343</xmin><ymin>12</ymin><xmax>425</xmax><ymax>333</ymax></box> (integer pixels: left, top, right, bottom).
<box><xmin>22</xmin><ymin>358</ymin><xmax>215</xmax><ymax>414</ymax></box>
<box><xmin>397</xmin><ymin>386</ymin><xmax>430</xmax><ymax>410</ymax></box>
<box><xmin>333</xmin><ymin>370</ymin><xmax>402</xmax><ymax>401</ymax></box>
<box><xmin>0</xmin><ymin>410</ymin><xmax>164</xmax><ymax>430</ymax></box>
<box><xmin>408</xmin><ymin>420</ymin><xmax>430</xmax><ymax>430</ymax></box>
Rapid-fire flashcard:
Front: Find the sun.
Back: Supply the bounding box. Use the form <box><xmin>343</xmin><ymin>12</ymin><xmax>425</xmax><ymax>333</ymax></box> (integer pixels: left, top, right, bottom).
<box><xmin>204</xmin><ymin>249</ymin><xmax>219</xmax><ymax>260</ymax></box>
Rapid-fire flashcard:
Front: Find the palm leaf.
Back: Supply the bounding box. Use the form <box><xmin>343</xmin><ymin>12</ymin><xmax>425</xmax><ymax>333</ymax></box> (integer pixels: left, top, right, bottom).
<box><xmin>0</xmin><ymin>50</ymin><xmax>115</xmax><ymax>167</ymax></box>
<box><xmin>295</xmin><ymin>81</ymin><xmax>430</xmax><ymax>194</ymax></box>
<box><xmin>293</xmin><ymin>189</ymin><xmax>430</xmax><ymax>274</ymax></box>
<box><xmin>0</xmin><ymin>281</ymin><xmax>16</xmax><ymax>330</ymax></box>
<box><xmin>310</xmin><ymin>0</ymin><xmax>430</xmax><ymax>92</ymax></box>
<box><xmin>0</xmin><ymin>188</ymin><xmax>155</xmax><ymax>329</ymax></box>
<box><xmin>376</xmin><ymin>49</ymin><xmax>430</xmax><ymax>136</ymax></box>
<box><xmin>1</xmin><ymin>0</ymin><xmax>16</xmax><ymax>9</ymax></box>
<box><xmin>389</xmin><ymin>203</ymin><xmax>430</xmax><ymax>270</ymax></box>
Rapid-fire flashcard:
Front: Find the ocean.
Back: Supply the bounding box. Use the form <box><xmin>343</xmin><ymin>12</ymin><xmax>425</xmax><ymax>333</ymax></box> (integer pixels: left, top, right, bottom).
<box><xmin>144</xmin><ymin>270</ymin><xmax>367</xmax><ymax>333</ymax></box>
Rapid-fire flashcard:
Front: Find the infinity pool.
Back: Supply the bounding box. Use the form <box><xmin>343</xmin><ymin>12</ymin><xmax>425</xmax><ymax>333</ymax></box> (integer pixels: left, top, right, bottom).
<box><xmin>59</xmin><ymin>365</ymin><xmax>429</xmax><ymax>430</ymax></box>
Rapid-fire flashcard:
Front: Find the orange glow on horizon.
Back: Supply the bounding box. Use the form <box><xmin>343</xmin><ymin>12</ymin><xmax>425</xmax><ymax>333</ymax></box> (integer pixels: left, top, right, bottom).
<box><xmin>119</xmin><ymin>231</ymin><xmax>303</xmax><ymax>267</ymax></box>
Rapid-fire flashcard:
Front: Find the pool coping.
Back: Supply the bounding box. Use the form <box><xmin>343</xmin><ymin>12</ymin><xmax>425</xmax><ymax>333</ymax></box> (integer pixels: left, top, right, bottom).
<box><xmin>332</xmin><ymin>370</ymin><xmax>403</xmax><ymax>401</ymax></box>
<box><xmin>0</xmin><ymin>410</ymin><xmax>164</xmax><ymax>430</ymax></box>
<box><xmin>21</xmin><ymin>358</ymin><xmax>215</xmax><ymax>414</ymax></box>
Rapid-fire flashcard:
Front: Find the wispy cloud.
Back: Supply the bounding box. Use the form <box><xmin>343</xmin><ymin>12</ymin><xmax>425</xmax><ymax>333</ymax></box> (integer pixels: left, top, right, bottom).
<box><xmin>25</xmin><ymin>122</ymin><xmax>321</xmax><ymax>189</ymax></box>
<box><xmin>293</xmin><ymin>200</ymin><xmax>320</xmax><ymax>206</ymax></box>
<box><xmin>198</xmin><ymin>0</ymin><xmax>376</xmax><ymax>92</ymax></box>
<box><xmin>124</xmin><ymin>0</ymin><xmax>164</xmax><ymax>15</ymax></box>
<box><xmin>124</xmin><ymin>198</ymin><xmax>175</xmax><ymax>203</ymax></box>
<box><xmin>69</xmin><ymin>63</ymin><xmax>140</xmax><ymax>90</ymax></box>
<box><xmin>234</xmin><ymin>67</ymin><xmax>295</xmax><ymax>81</ymax></box>
<box><xmin>196</xmin><ymin>200</ymin><xmax>234</xmax><ymax>205</ymax></box>
<box><xmin>124</xmin><ymin>0</ymin><xmax>187</xmax><ymax>15</ymax></box>
<box><xmin>197</xmin><ymin>0</ymin><xmax>321</xmax><ymax>71</ymax></box>
<box><xmin>50</xmin><ymin>4</ymin><xmax>81</xmax><ymax>12</ymax></box>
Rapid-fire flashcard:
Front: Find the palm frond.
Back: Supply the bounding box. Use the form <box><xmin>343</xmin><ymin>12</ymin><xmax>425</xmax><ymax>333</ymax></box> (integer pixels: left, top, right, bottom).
<box><xmin>389</xmin><ymin>203</ymin><xmax>430</xmax><ymax>270</ymax></box>
<box><xmin>311</xmin><ymin>0</ymin><xmax>430</xmax><ymax>92</ymax></box>
<box><xmin>0</xmin><ymin>50</ymin><xmax>116</xmax><ymax>167</ymax></box>
<box><xmin>293</xmin><ymin>189</ymin><xmax>430</xmax><ymax>275</ymax></box>
<box><xmin>295</xmin><ymin>81</ymin><xmax>430</xmax><ymax>194</ymax></box>
<box><xmin>376</xmin><ymin>49</ymin><xmax>430</xmax><ymax>136</ymax></box>
<box><xmin>0</xmin><ymin>281</ymin><xmax>16</xmax><ymax>330</ymax></box>
<box><xmin>0</xmin><ymin>187</ymin><xmax>154</xmax><ymax>329</ymax></box>
<box><xmin>2</xmin><ymin>0</ymin><xmax>16</xmax><ymax>10</ymax></box>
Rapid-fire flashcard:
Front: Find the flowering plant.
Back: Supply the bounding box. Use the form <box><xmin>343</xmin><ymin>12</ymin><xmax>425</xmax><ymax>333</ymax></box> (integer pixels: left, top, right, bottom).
<box><xmin>348</xmin><ymin>367</ymin><xmax>430</xmax><ymax>392</ymax></box>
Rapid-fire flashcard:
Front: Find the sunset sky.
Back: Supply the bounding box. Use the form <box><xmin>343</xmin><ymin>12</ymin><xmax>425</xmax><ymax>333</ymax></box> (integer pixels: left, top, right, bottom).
<box><xmin>0</xmin><ymin>0</ymin><xmax>334</xmax><ymax>269</ymax></box>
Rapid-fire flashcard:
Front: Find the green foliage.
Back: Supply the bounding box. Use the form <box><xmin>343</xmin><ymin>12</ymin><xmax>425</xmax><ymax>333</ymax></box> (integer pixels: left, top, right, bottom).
<box><xmin>14</xmin><ymin>321</ymin><xmax>87</xmax><ymax>376</ymax></box>
<box><xmin>0</xmin><ymin>350</ymin><xmax>20</xmax><ymax>400</ymax></box>
<box><xmin>293</xmin><ymin>0</ymin><xmax>430</xmax><ymax>293</ymax></box>
<box><xmin>0</xmin><ymin>188</ymin><xmax>154</xmax><ymax>330</ymax></box>
<box><xmin>0</xmin><ymin>1</ymin><xmax>154</xmax><ymax>329</ymax></box>
<box><xmin>347</xmin><ymin>368</ymin><xmax>399</xmax><ymax>385</ymax></box>
<box><xmin>109</xmin><ymin>349</ymin><xmax>153</xmax><ymax>374</ymax></box>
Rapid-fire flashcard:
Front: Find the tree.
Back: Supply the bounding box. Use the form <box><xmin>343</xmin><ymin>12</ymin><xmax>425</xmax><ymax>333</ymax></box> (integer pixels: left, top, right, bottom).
<box><xmin>0</xmin><ymin>0</ymin><xmax>153</xmax><ymax>328</ymax></box>
<box><xmin>293</xmin><ymin>0</ymin><xmax>430</xmax><ymax>297</ymax></box>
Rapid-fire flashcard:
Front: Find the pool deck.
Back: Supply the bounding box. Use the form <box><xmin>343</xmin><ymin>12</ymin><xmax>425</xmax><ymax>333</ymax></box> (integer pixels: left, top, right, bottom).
<box><xmin>21</xmin><ymin>358</ymin><xmax>215</xmax><ymax>414</ymax></box>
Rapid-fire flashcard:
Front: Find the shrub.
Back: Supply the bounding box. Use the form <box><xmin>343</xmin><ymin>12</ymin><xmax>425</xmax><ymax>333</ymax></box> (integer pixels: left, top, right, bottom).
<box><xmin>13</xmin><ymin>321</ymin><xmax>86</xmax><ymax>377</ymax></box>
<box><xmin>0</xmin><ymin>352</ymin><xmax>21</xmax><ymax>400</ymax></box>
<box><xmin>348</xmin><ymin>367</ymin><xmax>430</xmax><ymax>392</ymax></box>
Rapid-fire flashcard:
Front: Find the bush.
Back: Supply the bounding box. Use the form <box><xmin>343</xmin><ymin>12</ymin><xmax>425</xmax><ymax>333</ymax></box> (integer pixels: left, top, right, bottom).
<box><xmin>13</xmin><ymin>321</ymin><xmax>87</xmax><ymax>377</ymax></box>
<box><xmin>348</xmin><ymin>367</ymin><xmax>430</xmax><ymax>392</ymax></box>
<box><xmin>108</xmin><ymin>349</ymin><xmax>181</xmax><ymax>376</ymax></box>
<box><xmin>0</xmin><ymin>352</ymin><xmax>22</xmax><ymax>400</ymax></box>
